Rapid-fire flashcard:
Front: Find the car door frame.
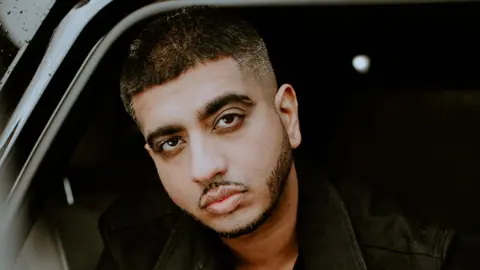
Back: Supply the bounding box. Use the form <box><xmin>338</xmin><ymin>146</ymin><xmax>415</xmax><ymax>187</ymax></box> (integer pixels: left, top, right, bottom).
<box><xmin>0</xmin><ymin>1</ymin><xmax>157</xmax><ymax>268</ymax></box>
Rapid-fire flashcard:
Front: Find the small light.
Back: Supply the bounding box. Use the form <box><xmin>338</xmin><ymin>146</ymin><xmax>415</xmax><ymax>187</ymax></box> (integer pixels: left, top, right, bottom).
<box><xmin>63</xmin><ymin>177</ymin><xmax>75</xmax><ymax>206</ymax></box>
<box><xmin>352</xmin><ymin>55</ymin><xmax>370</xmax><ymax>74</ymax></box>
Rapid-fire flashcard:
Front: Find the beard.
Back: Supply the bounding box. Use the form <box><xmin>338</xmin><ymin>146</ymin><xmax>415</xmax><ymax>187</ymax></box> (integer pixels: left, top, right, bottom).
<box><xmin>214</xmin><ymin>129</ymin><xmax>293</xmax><ymax>239</ymax></box>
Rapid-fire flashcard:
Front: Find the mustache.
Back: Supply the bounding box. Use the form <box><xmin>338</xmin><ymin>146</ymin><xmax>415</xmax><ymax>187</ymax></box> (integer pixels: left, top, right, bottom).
<box><xmin>198</xmin><ymin>180</ymin><xmax>248</xmax><ymax>206</ymax></box>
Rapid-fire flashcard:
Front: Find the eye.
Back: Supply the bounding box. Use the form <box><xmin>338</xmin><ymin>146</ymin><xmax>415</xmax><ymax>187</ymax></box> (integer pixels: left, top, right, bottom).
<box><xmin>158</xmin><ymin>137</ymin><xmax>185</xmax><ymax>152</ymax></box>
<box><xmin>214</xmin><ymin>113</ymin><xmax>243</xmax><ymax>130</ymax></box>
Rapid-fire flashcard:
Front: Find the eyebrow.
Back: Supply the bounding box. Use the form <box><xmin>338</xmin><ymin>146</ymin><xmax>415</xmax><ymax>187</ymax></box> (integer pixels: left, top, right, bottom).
<box><xmin>197</xmin><ymin>93</ymin><xmax>255</xmax><ymax>121</ymax></box>
<box><xmin>146</xmin><ymin>93</ymin><xmax>255</xmax><ymax>147</ymax></box>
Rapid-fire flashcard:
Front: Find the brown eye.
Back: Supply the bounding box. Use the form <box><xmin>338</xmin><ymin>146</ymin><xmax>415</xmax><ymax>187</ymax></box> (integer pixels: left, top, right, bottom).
<box><xmin>159</xmin><ymin>137</ymin><xmax>184</xmax><ymax>152</ymax></box>
<box><xmin>214</xmin><ymin>114</ymin><xmax>243</xmax><ymax>130</ymax></box>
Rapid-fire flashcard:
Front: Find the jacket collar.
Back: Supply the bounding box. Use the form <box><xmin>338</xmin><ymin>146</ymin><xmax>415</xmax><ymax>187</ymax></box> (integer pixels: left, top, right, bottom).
<box><xmin>154</xmin><ymin>161</ymin><xmax>367</xmax><ymax>270</ymax></box>
<box><xmin>295</xmin><ymin>161</ymin><xmax>367</xmax><ymax>270</ymax></box>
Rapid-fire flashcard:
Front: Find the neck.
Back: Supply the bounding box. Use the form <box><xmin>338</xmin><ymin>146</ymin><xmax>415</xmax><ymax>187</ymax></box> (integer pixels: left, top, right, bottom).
<box><xmin>223</xmin><ymin>164</ymin><xmax>299</xmax><ymax>269</ymax></box>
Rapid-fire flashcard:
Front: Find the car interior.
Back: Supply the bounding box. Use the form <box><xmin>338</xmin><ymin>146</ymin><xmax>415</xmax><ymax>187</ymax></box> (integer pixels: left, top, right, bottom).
<box><xmin>12</xmin><ymin>2</ymin><xmax>480</xmax><ymax>269</ymax></box>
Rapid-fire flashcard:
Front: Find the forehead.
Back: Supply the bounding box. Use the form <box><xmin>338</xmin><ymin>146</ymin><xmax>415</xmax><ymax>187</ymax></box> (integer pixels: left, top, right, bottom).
<box><xmin>132</xmin><ymin>58</ymin><xmax>259</xmax><ymax>134</ymax></box>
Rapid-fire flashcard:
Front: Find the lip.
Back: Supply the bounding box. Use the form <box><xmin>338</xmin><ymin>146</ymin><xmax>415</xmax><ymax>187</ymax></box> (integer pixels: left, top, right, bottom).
<box><xmin>200</xmin><ymin>185</ymin><xmax>246</xmax><ymax>214</ymax></box>
<box><xmin>206</xmin><ymin>193</ymin><xmax>245</xmax><ymax>215</ymax></box>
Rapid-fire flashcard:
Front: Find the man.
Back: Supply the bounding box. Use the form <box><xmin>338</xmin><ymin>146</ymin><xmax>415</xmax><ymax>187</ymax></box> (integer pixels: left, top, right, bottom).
<box><xmin>96</xmin><ymin>5</ymin><xmax>456</xmax><ymax>270</ymax></box>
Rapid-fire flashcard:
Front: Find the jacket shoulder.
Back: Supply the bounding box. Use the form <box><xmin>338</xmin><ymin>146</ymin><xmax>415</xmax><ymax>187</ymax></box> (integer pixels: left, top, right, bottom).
<box><xmin>336</xmin><ymin>179</ymin><xmax>455</xmax><ymax>270</ymax></box>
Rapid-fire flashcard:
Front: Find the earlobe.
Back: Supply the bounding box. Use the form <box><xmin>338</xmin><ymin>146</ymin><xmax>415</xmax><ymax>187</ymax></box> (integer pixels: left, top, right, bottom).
<box><xmin>274</xmin><ymin>84</ymin><xmax>302</xmax><ymax>149</ymax></box>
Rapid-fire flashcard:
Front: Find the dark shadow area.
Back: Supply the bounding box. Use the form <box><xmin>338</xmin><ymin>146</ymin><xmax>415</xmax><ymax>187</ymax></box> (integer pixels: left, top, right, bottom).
<box><xmin>244</xmin><ymin>3</ymin><xmax>480</xmax><ymax>231</ymax></box>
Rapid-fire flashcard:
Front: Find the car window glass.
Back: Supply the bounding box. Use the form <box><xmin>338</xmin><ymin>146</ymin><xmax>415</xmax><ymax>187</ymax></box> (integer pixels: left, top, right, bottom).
<box><xmin>0</xmin><ymin>0</ymin><xmax>55</xmax><ymax>132</ymax></box>
<box><xmin>0</xmin><ymin>0</ymin><xmax>55</xmax><ymax>78</ymax></box>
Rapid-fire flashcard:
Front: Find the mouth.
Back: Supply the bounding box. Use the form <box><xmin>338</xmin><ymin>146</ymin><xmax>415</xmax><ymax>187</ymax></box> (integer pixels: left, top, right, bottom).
<box><xmin>200</xmin><ymin>185</ymin><xmax>247</xmax><ymax>215</ymax></box>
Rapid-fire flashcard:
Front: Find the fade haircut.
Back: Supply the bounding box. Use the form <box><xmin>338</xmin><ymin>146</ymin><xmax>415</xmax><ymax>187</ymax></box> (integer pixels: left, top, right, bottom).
<box><xmin>120</xmin><ymin>5</ymin><xmax>276</xmax><ymax>120</ymax></box>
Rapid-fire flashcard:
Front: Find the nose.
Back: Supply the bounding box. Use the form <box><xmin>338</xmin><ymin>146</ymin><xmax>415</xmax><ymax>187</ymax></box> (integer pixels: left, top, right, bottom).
<box><xmin>189</xmin><ymin>136</ymin><xmax>227</xmax><ymax>184</ymax></box>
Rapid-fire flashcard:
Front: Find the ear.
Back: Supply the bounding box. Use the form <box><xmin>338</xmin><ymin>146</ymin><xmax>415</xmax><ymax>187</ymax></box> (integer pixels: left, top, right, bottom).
<box><xmin>145</xmin><ymin>143</ymin><xmax>155</xmax><ymax>157</ymax></box>
<box><xmin>274</xmin><ymin>84</ymin><xmax>301</xmax><ymax>149</ymax></box>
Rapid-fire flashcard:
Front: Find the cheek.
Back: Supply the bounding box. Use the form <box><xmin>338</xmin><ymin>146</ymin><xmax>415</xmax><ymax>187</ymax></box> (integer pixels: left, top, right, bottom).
<box><xmin>227</xmin><ymin>110</ymin><xmax>284</xmax><ymax>187</ymax></box>
<box><xmin>152</xmin><ymin>157</ymin><xmax>199</xmax><ymax>209</ymax></box>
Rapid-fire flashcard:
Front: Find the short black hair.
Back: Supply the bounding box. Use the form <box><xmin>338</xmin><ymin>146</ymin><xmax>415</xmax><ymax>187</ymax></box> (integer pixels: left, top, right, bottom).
<box><xmin>120</xmin><ymin>5</ymin><xmax>276</xmax><ymax>120</ymax></box>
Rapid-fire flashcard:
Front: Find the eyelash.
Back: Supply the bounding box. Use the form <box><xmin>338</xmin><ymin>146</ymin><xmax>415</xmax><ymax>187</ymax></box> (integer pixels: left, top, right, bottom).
<box><xmin>213</xmin><ymin>112</ymin><xmax>245</xmax><ymax>131</ymax></box>
<box><xmin>155</xmin><ymin>113</ymin><xmax>246</xmax><ymax>154</ymax></box>
<box><xmin>153</xmin><ymin>136</ymin><xmax>179</xmax><ymax>153</ymax></box>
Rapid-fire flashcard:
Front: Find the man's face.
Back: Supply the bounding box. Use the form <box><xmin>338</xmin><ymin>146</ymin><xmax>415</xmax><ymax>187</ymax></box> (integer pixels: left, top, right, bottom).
<box><xmin>132</xmin><ymin>58</ymin><xmax>301</xmax><ymax>238</ymax></box>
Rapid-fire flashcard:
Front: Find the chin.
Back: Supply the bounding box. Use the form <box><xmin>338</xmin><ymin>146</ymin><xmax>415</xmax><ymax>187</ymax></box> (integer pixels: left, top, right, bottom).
<box><xmin>208</xmin><ymin>207</ymin><xmax>269</xmax><ymax>239</ymax></box>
